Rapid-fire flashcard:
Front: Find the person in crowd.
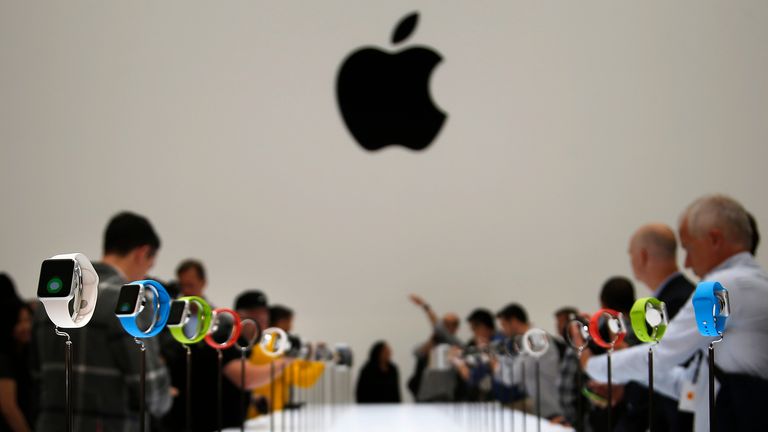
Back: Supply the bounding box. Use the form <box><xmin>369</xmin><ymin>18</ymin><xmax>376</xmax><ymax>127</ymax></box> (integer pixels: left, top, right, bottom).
<box><xmin>628</xmin><ymin>223</ymin><xmax>694</xmax><ymax>319</ymax></box>
<box><xmin>626</xmin><ymin>223</ymin><xmax>696</xmax><ymax>431</ymax></box>
<box><xmin>237</xmin><ymin>290</ymin><xmax>270</xmax><ymax>334</ymax></box>
<box><xmin>177</xmin><ymin>259</ymin><xmax>208</xmax><ymax>299</ymax></box>
<box><xmin>0</xmin><ymin>274</ymin><xmax>34</xmax><ymax>432</ymax></box>
<box><xmin>585</xmin><ymin>194</ymin><xmax>768</xmax><ymax>431</ymax></box>
<box><xmin>32</xmin><ymin>212</ymin><xmax>173</xmax><ymax>431</ymax></box>
<box><xmin>495</xmin><ymin>303</ymin><xmax>564</xmax><ymax>419</ymax></box>
<box><xmin>269</xmin><ymin>305</ymin><xmax>294</xmax><ymax>332</ymax></box>
<box><xmin>355</xmin><ymin>341</ymin><xmax>401</xmax><ymax>403</ymax></box>
<box><xmin>452</xmin><ymin>309</ymin><xmax>504</xmax><ymax>401</ymax></box>
<box><xmin>407</xmin><ymin>294</ymin><xmax>463</xmax><ymax>401</ymax></box>
<box><xmin>553</xmin><ymin>307</ymin><xmax>579</xmax><ymax>341</ymax></box>
<box><xmin>550</xmin><ymin>307</ymin><xmax>588</xmax><ymax>429</ymax></box>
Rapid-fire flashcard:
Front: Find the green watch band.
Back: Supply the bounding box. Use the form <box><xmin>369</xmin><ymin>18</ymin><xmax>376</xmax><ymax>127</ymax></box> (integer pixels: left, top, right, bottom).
<box><xmin>630</xmin><ymin>297</ymin><xmax>668</xmax><ymax>343</ymax></box>
<box><xmin>169</xmin><ymin>296</ymin><xmax>212</xmax><ymax>344</ymax></box>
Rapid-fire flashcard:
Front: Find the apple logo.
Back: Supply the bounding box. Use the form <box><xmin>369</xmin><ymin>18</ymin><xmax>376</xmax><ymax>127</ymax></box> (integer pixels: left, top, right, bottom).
<box><xmin>336</xmin><ymin>12</ymin><xmax>447</xmax><ymax>152</ymax></box>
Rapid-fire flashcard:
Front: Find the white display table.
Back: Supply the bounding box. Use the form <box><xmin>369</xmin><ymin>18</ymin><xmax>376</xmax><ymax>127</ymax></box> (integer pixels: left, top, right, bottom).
<box><xmin>227</xmin><ymin>403</ymin><xmax>575</xmax><ymax>432</ymax></box>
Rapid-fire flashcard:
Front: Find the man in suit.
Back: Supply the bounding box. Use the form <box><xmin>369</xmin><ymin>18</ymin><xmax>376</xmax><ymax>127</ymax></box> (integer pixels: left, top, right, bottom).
<box><xmin>619</xmin><ymin>223</ymin><xmax>695</xmax><ymax>432</ymax></box>
<box><xmin>628</xmin><ymin>223</ymin><xmax>694</xmax><ymax>319</ymax></box>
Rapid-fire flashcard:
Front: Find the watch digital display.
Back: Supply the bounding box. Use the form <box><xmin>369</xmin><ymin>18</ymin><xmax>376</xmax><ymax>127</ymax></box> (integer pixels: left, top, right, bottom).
<box><xmin>37</xmin><ymin>259</ymin><xmax>75</xmax><ymax>298</ymax></box>
<box><xmin>115</xmin><ymin>284</ymin><xmax>142</xmax><ymax>316</ymax></box>
<box><xmin>167</xmin><ymin>301</ymin><xmax>187</xmax><ymax>327</ymax></box>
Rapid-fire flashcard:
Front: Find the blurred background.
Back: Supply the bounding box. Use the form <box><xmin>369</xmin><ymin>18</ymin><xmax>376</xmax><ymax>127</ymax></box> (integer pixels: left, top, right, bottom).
<box><xmin>2</xmin><ymin>0</ymin><xmax>767</xmax><ymax>401</ymax></box>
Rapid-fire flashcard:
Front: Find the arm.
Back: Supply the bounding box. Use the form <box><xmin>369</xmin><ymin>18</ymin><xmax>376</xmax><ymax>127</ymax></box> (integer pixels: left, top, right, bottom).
<box><xmin>223</xmin><ymin>358</ymin><xmax>290</xmax><ymax>390</ymax></box>
<box><xmin>409</xmin><ymin>294</ymin><xmax>438</xmax><ymax>326</ymax></box>
<box><xmin>0</xmin><ymin>379</ymin><xmax>32</xmax><ymax>432</ymax></box>
<box><xmin>585</xmin><ymin>300</ymin><xmax>710</xmax><ymax>397</ymax></box>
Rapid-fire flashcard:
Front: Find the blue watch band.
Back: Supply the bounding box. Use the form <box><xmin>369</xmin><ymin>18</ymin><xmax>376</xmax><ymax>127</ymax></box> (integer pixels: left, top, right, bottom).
<box><xmin>692</xmin><ymin>281</ymin><xmax>728</xmax><ymax>337</ymax></box>
<box><xmin>118</xmin><ymin>279</ymin><xmax>171</xmax><ymax>338</ymax></box>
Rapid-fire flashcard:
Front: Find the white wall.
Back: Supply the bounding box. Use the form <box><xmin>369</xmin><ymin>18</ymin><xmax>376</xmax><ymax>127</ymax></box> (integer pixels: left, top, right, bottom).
<box><xmin>2</xmin><ymin>1</ymin><xmax>768</xmax><ymax>399</ymax></box>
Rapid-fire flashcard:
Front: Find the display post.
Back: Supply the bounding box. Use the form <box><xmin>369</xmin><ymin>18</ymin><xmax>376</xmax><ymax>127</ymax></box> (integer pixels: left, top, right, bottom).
<box><xmin>135</xmin><ymin>338</ymin><xmax>147</xmax><ymax>432</ymax></box>
<box><xmin>691</xmin><ymin>281</ymin><xmax>730</xmax><ymax>432</ymax></box>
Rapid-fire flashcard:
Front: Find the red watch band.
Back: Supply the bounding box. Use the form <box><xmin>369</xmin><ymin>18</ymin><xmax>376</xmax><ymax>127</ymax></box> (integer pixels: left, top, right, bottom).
<box><xmin>205</xmin><ymin>308</ymin><xmax>242</xmax><ymax>350</ymax></box>
<box><xmin>589</xmin><ymin>308</ymin><xmax>626</xmax><ymax>349</ymax></box>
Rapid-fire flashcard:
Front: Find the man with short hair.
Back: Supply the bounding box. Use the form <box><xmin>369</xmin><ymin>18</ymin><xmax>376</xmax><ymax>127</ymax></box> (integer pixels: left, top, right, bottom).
<box><xmin>628</xmin><ymin>223</ymin><xmax>694</xmax><ymax>319</ymax></box>
<box><xmin>269</xmin><ymin>305</ymin><xmax>294</xmax><ymax>332</ymax></box>
<box><xmin>33</xmin><ymin>211</ymin><xmax>173</xmax><ymax>431</ymax></box>
<box><xmin>496</xmin><ymin>304</ymin><xmax>564</xmax><ymax>419</ymax></box>
<box><xmin>176</xmin><ymin>259</ymin><xmax>207</xmax><ymax>298</ymax></box>
<box><xmin>586</xmin><ymin>194</ymin><xmax>768</xmax><ymax>431</ymax></box>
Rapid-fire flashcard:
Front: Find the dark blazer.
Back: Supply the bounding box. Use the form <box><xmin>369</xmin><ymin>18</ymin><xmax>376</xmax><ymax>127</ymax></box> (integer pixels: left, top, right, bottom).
<box><xmin>657</xmin><ymin>273</ymin><xmax>695</xmax><ymax>320</ymax></box>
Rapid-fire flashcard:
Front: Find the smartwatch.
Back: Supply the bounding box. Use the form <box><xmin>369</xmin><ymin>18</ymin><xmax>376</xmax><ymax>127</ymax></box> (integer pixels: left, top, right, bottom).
<box><xmin>565</xmin><ymin>315</ymin><xmax>591</xmax><ymax>353</ymax></box>
<box><xmin>692</xmin><ymin>281</ymin><xmax>730</xmax><ymax>337</ymax></box>
<box><xmin>115</xmin><ymin>280</ymin><xmax>171</xmax><ymax>338</ymax></box>
<box><xmin>167</xmin><ymin>296</ymin><xmax>212</xmax><ymax>344</ymax></box>
<box><xmin>38</xmin><ymin>253</ymin><xmax>99</xmax><ymax>328</ymax></box>
<box><xmin>235</xmin><ymin>319</ymin><xmax>261</xmax><ymax>351</ymax></box>
<box><xmin>204</xmin><ymin>308</ymin><xmax>242</xmax><ymax>350</ymax></box>
<box><xmin>259</xmin><ymin>327</ymin><xmax>290</xmax><ymax>358</ymax></box>
<box><xmin>589</xmin><ymin>309</ymin><xmax>626</xmax><ymax>349</ymax></box>
<box><xmin>630</xmin><ymin>297</ymin><xmax>669</xmax><ymax>343</ymax></box>
<box><xmin>521</xmin><ymin>328</ymin><xmax>550</xmax><ymax>358</ymax></box>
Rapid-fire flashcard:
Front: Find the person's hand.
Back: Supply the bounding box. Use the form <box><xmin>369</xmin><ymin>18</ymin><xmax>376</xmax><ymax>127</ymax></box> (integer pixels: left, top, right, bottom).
<box><xmin>170</xmin><ymin>387</ymin><xmax>179</xmax><ymax>397</ymax></box>
<box><xmin>409</xmin><ymin>294</ymin><xmax>427</xmax><ymax>308</ymax></box>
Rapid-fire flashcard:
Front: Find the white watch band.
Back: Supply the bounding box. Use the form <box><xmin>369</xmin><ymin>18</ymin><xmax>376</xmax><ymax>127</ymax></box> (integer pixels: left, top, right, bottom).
<box><xmin>41</xmin><ymin>253</ymin><xmax>99</xmax><ymax>328</ymax></box>
<box><xmin>521</xmin><ymin>328</ymin><xmax>550</xmax><ymax>358</ymax></box>
<box><xmin>258</xmin><ymin>327</ymin><xmax>290</xmax><ymax>358</ymax></box>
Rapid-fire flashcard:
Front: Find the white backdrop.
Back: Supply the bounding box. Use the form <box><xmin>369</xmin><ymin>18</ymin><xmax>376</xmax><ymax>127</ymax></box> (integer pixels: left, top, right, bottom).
<box><xmin>2</xmin><ymin>1</ymin><xmax>768</xmax><ymax>400</ymax></box>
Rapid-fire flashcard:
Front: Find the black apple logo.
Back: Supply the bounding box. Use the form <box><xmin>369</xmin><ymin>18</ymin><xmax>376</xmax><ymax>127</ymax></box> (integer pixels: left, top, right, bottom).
<box><xmin>336</xmin><ymin>12</ymin><xmax>447</xmax><ymax>152</ymax></box>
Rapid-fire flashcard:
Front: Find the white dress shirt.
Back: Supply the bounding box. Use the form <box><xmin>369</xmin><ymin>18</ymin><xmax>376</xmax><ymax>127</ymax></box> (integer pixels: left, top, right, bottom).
<box><xmin>586</xmin><ymin>252</ymin><xmax>768</xmax><ymax>431</ymax></box>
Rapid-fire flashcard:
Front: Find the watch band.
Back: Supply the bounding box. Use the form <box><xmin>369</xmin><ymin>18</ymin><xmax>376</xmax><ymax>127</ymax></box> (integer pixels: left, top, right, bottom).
<box><xmin>258</xmin><ymin>327</ymin><xmax>290</xmax><ymax>358</ymax></box>
<box><xmin>118</xmin><ymin>280</ymin><xmax>171</xmax><ymax>338</ymax></box>
<box><xmin>630</xmin><ymin>297</ymin><xmax>668</xmax><ymax>343</ymax></box>
<box><xmin>169</xmin><ymin>296</ymin><xmax>212</xmax><ymax>344</ymax></box>
<box><xmin>204</xmin><ymin>308</ymin><xmax>242</xmax><ymax>350</ymax></box>
<box><xmin>692</xmin><ymin>281</ymin><xmax>729</xmax><ymax>337</ymax></box>
<box><xmin>40</xmin><ymin>253</ymin><xmax>99</xmax><ymax>328</ymax></box>
<box><xmin>565</xmin><ymin>316</ymin><xmax>591</xmax><ymax>352</ymax></box>
<box><xmin>589</xmin><ymin>308</ymin><xmax>626</xmax><ymax>349</ymax></box>
<box><xmin>521</xmin><ymin>328</ymin><xmax>550</xmax><ymax>358</ymax></box>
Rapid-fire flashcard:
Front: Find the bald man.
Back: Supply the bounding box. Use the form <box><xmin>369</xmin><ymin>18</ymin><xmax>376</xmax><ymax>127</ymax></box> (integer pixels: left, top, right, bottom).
<box><xmin>628</xmin><ymin>223</ymin><xmax>694</xmax><ymax>319</ymax></box>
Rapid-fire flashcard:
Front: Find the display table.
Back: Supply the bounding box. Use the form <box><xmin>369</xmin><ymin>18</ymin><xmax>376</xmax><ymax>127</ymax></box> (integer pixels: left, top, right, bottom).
<box><xmin>227</xmin><ymin>403</ymin><xmax>575</xmax><ymax>432</ymax></box>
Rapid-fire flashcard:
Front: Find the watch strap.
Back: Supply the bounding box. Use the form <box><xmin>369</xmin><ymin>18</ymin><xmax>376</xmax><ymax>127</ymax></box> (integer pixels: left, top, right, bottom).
<box><xmin>589</xmin><ymin>308</ymin><xmax>626</xmax><ymax>349</ymax></box>
<box><xmin>204</xmin><ymin>308</ymin><xmax>242</xmax><ymax>349</ymax></box>
<box><xmin>118</xmin><ymin>280</ymin><xmax>171</xmax><ymax>338</ymax></box>
<box><xmin>170</xmin><ymin>296</ymin><xmax>212</xmax><ymax>344</ymax></box>
<box><xmin>42</xmin><ymin>253</ymin><xmax>99</xmax><ymax>328</ymax></box>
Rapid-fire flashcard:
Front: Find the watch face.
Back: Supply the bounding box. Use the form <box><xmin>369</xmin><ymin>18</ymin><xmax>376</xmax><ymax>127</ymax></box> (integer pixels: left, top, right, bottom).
<box><xmin>715</xmin><ymin>290</ymin><xmax>730</xmax><ymax>317</ymax></box>
<box><xmin>645</xmin><ymin>303</ymin><xmax>663</xmax><ymax>327</ymax></box>
<box><xmin>115</xmin><ymin>284</ymin><xmax>142</xmax><ymax>316</ymax></box>
<box><xmin>38</xmin><ymin>259</ymin><xmax>75</xmax><ymax>298</ymax></box>
<box><xmin>167</xmin><ymin>300</ymin><xmax>188</xmax><ymax>327</ymax></box>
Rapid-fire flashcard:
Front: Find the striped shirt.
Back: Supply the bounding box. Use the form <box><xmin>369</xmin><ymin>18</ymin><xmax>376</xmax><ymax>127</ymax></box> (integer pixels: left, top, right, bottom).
<box><xmin>32</xmin><ymin>263</ymin><xmax>172</xmax><ymax>432</ymax></box>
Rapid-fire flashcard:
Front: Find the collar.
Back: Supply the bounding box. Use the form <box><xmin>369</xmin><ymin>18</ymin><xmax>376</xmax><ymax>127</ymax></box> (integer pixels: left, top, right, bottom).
<box><xmin>704</xmin><ymin>251</ymin><xmax>755</xmax><ymax>279</ymax></box>
<box><xmin>653</xmin><ymin>271</ymin><xmax>682</xmax><ymax>298</ymax></box>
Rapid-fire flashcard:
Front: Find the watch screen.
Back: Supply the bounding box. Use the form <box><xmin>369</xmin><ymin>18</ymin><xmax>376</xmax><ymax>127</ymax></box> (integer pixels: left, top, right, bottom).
<box><xmin>38</xmin><ymin>259</ymin><xmax>75</xmax><ymax>298</ymax></box>
<box><xmin>168</xmin><ymin>301</ymin><xmax>187</xmax><ymax>326</ymax></box>
<box><xmin>115</xmin><ymin>284</ymin><xmax>142</xmax><ymax>316</ymax></box>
